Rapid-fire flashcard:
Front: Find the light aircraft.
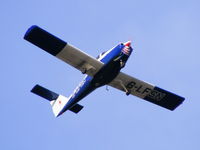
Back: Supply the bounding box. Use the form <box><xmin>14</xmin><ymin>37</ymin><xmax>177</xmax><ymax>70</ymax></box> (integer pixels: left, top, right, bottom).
<box><xmin>24</xmin><ymin>25</ymin><xmax>185</xmax><ymax>117</ymax></box>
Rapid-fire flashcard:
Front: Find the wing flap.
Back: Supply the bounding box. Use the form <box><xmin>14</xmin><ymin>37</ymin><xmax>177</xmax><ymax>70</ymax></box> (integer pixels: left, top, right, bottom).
<box><xmin>56</xmin><ymin>44</ymin><xmax>102</xmax><ymax>76</ymax></box>
<box><xmin>109</xmin><ymin>72</ymin><xmax>155</xmax><ymax>99</ymax></box>
<box><xmin>109</xmin><ymin>72</ymin><xmax>185</xmax><ymax>110</ymax></box>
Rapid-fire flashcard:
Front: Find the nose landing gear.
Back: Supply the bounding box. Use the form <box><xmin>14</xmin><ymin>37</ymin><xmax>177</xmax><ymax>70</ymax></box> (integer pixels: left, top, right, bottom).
<box><xmin>82</xmin><ymin>68</ymin><xmax>87</xmax><ymax>74</ymax></box>
<box><xmin>120</xmin><ymin>60</ymin><xmax>125</xmax><ymax>68</ymax></box>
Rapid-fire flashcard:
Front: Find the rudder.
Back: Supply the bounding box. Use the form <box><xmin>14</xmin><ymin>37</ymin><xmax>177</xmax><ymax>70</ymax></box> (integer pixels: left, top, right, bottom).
<box><xmin>31</xmin><ymin>84</ymin><xmax>83</xmax><ymax>117</ymax></box>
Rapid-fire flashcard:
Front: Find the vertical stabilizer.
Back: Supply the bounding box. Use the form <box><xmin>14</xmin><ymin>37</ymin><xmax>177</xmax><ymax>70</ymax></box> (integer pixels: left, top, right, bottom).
<box><xmin>31</xmin><ymin>85</ymin><xmax>83</xmax><ymax>116</ymax></box>
<box><xmin>31</xmin><ymin>85</ymin><xmax>69</xmax><ymax>117</ymax></box>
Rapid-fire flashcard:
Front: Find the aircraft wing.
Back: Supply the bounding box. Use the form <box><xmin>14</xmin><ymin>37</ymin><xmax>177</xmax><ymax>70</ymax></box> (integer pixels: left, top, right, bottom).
<box><xmin>109</xmin><ymin>72</ymin><xmax>185</xmax><ymax>110</ymax></box>
<box><xmin>24</xmin><ymin>25</ymin><xmax>103</xmax><ymax>77</ymax></box>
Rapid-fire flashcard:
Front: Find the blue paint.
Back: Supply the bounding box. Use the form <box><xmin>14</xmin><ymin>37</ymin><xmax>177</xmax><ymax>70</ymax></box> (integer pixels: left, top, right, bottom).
<box><xmin>31</xmin><ymin>84</ymin><xmax>59</xmax><ymax>101</ymax></box>
<box><xmin>24</xmin><ymin>25</ymin><xmax>67</xmax><ymax>56</ymax></box>
<box><xmin>57</xmin><ymin>43</ymin><xmax>132</xmax><ymax>115</ymax></box>
<box><xmin>24</xmin><ymin>25</ymin><xmax>134</xmax><ymax>115</ymax></box>
<box><xmin>58</xmin><ymin>75</ymin><xmax>94</xmax><ymax>116</ymax></box>
<box><xmin>100</xmin><ymin>44</ymin><xmax>124</xmax><ymax>63</ymax></box>
<box><xmin>144</xmin><ymin>86</ymin><xmax>185</xmax><ymax>110</ymax></box>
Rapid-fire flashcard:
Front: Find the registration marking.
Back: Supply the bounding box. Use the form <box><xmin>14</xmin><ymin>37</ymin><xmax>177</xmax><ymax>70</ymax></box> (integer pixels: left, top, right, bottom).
<box><xmin>126</xmin><ymin>81</ymin><xmax>166</xmax><ymax>101</ymax></box>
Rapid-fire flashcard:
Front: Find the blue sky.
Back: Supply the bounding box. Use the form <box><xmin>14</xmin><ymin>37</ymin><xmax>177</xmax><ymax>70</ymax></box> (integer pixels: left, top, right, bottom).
<box><xmin>1</xmin><ymin>0</ymin><xmax>200</xmax><ymax>149</ymax></box>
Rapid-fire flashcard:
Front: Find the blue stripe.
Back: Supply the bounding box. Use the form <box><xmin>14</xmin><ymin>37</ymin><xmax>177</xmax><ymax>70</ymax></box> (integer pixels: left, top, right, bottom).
<box><xmin>100</xmin><ymin>44</ymin><xmax>124</xmax><ymax>64</ymax></box>
<box><xmin>58</xmin><ymin>75</ymin><xmax>95</xmax><ymax>115</ymax></box>
<box><xmin>24</xmin><ymin>25</ymin><xmax>67</xmax><ymax>56</ymax></box>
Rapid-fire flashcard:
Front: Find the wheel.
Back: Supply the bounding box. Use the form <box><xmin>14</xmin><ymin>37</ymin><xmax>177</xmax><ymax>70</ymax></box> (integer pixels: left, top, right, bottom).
<box><xmin>82</xmin><ymin>68</ymin><xmax>87</xmax><ymax>74</ymax></box>
<box><xmin>120</xmin><ymin>61</ymin><xmax>125</xmax><ymax>68</ymax></box>
<box><xmin>126</xmin><ymin>91</ymin><xmax>130</xmax><ymax>96</ymax></box>
<box><xmin>95</xmin><ymin>83</ymin><xmax>100</xmax><ymax>87</ymax></box>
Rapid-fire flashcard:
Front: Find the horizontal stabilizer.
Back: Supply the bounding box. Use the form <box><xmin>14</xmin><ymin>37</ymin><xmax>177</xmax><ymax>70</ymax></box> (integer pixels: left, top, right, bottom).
<box><xmin>31</xmin><ymin>84</ymin><xmax>84</xmax><ymax>116</ymax></box>
<box><xmin>31</xmin><ymin>84</ymin><xmax>59</xmax><ymax>101</ymax></box>
<box><xmin>69</xmin><ymin>104</ymin><xmax>84</xmax><ymax>114</ymax></box>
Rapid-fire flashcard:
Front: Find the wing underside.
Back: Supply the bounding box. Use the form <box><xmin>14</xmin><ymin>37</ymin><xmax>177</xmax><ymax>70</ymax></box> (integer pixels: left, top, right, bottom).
<box><xmin>24</xmin><ymin>25</ymin><xmax>103</xmax><ymax>77</ymax></box>
<box><xmin>109</xmin><ymin>72</ymin><xmax>185</xmax><ymax>110</ymax></box>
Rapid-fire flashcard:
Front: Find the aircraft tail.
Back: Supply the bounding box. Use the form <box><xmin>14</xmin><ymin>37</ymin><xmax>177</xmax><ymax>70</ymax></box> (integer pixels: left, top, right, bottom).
<box><xmin>31</xmin><ymin>85</ymin><xmax>83</xmax><ymax>117</ymax></box>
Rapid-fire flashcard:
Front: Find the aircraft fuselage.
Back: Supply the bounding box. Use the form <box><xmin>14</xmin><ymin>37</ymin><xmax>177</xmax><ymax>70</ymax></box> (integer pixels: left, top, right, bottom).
<box><xmin>25</xmin><ymin>25</ymin><xmax>185</xmax><ymax>116</ymax></box>
<box><xmin>58</xmin><ymin>43</ymin><xmax>132</xmax><ymax>115</ymax></box>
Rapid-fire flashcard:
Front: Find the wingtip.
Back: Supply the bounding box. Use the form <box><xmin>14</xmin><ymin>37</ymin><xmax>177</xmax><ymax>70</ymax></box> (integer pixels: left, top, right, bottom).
<box><xmin>24</xmin><ymin>25</ymin><xmax>67</xmax><ymax>56</ymax></box>
<box><xmin>24</xmin><ymin>25</ymin><xmax>39</xmax><ymax>40</ymax></box>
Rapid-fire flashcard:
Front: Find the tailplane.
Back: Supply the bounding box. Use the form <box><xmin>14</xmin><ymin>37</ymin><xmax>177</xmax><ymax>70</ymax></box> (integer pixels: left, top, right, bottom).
<box><xmin>31</xmin><ymin>85</ymin><xmax>83</xmax><ymax>117</ymax></box>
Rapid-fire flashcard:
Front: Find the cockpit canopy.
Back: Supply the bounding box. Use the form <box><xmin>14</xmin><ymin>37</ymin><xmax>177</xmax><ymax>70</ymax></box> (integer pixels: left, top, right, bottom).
<box><xmin>96</xmin><ymin>51</ymin><xmax>107</xmax><ymax>59</ymax></box>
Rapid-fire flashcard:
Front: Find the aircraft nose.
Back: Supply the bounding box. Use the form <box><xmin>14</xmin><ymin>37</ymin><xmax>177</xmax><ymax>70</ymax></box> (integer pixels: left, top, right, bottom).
<box><xmin>124</xmin><ymin>41</ymin><xmax>131</xmax><ymax>47</ymax></box>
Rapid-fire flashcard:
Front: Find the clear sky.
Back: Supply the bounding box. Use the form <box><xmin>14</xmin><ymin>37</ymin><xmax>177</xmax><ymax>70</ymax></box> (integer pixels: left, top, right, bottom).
<box><xmin>1</xmin><ymin>0</ymin><xmax>200</xmax><ymax>149</ymax></box>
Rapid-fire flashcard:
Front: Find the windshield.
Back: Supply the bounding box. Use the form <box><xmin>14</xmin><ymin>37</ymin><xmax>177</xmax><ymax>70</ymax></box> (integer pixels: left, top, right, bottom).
<box><xmin>96</xmin><ymin>51</ymin><xmax>106</xmax><ymax>59</ymax></box>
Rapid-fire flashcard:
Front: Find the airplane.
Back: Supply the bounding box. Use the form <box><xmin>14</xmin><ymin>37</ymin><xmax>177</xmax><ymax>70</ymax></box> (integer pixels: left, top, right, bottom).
<box><xmin>24</xmin><ymin>25</ymin><xmax>185</xmax><ymax>117</ymax></box>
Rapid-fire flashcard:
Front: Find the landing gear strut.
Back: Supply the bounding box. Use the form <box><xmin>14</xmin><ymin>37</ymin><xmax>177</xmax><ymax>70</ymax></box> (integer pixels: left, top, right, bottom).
<box><xmin>120</xmin><ymin>60</ymin><xmax>125</xmax><ymax>68</ymax></box>
<box><xmin>82</xmin><ymin>68</ymin><xmax>87</xmax><ymax>74</ymax></box>
<box><xmin>126</xmin><ymin>91</ymin><xmax>130</xmax><ymax>96</ymax></box>
<box><xmin>119</xmin><ymin>80</ymin><xmax>130</xmax><ymax>96</ymax></box>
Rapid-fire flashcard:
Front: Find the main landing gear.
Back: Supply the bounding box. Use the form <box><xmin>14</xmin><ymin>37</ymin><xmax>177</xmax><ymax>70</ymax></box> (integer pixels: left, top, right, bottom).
<box><xmin>82</xmin><ymin>68</ymin><xmax>87</xmax><ymax>74</ymax></box>
<box><xmin>118</xmin><ymin>80</ymin><xmax>130</xmax><ymax>96</ymax></box>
